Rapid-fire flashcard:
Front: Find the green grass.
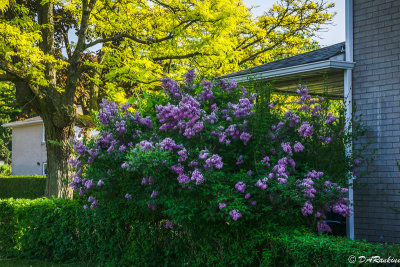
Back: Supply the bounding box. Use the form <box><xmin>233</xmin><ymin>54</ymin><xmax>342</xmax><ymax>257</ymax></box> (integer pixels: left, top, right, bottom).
<box><xmin>0</xmin><ymin>259</ymin><xmax>84</xmax><ymax>267</ymax></box>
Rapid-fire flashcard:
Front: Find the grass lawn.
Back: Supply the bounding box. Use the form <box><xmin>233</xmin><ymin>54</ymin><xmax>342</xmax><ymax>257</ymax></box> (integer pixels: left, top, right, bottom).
<box><xmin>0</xmin><ymin>259</ymin><xmax>84</xmax><ymax>267</ymax></box>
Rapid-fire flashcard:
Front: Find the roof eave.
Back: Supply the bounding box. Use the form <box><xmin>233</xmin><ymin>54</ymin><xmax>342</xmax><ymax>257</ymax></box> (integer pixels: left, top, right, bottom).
<box><xmin>225</xmin><ymin>60</ymin><xmax>355</xmax><ymax>83</ymax></box>
<box><xmin>2</xmin><ymin>119</ymin><xmax>43</xmax><ymax>128</ymax></box>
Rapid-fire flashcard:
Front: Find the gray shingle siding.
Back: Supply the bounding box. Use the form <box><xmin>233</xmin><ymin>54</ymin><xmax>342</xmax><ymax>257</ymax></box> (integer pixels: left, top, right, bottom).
<box><xmin>353</xmin><ymin>0</ymin><xmax>400</xmax><ymax>243</ymax></box>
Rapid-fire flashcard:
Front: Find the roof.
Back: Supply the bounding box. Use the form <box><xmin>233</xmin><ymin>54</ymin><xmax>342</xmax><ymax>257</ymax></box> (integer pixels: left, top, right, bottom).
<box><xmin>2</xmin><ymin>116</ymin><xmax>43</xmax><ymax>128</ymax></box>
<box><xmin>2</xmin><ymin>106</ymin><xmax>83</xmax><ymax>128</ymax></box>
<box><xmin>222</xmin><ymin>42</ymin><xmax>346</xmax><ymax>79</ymax></box>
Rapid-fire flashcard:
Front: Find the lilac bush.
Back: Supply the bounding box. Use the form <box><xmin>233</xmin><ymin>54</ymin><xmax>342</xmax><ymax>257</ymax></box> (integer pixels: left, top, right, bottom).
<box><xmin>70</xmin><ymin>69</ymin><xmax>361</xmax><ymax>234</ymax></box>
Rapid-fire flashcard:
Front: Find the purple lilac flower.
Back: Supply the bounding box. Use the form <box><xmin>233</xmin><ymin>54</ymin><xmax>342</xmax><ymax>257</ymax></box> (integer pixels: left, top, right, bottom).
<box><xmin>240</xmin><ymin>132</ymin><xmax>252</xmax><ymax>145</ymax></box>
<box><xmin>288</xmin><ymin>158</ymin><xmax>295</xmax><ymax>170</ymax></box>
<box><xmin>261</xmin><ymin>156</ymin><xmax>270</xmax><ymax>166</ymax></box>
<box><xmin>85</xmin><ymin>179</ymin><xmax>94</xmax><ymax>189</ymax></box>
<box><xmin>229</xmin><ymin>209</ymin><xmax>242</xmax><ymax>221</ymax></box>
<box><xmin>83</xmin><ymin>205</ymin><xmax>88</xmax><ymax>210</ymax></box>
<box><xmin>88</xmin><ymin>196</ymin><xmax>95</xmax><ymax>202</ymax></box>
<box><xmin>301</xmin><ymin>201</ymin><xmax>313</xmax><ymax>216</ymax></box>
<box><xmin>125</xmin><ymin>193</ymin><xmax>132</xmax><ymax>199</ymax></box>
<box><xmin>156</xmin><ymin>95</ymin><xmax>203</xmax><ymax>138</ymax></box>
<box><xmin>165</xmin><ymin>220</ymin><xmax>174</xmax><ymax>229</ymax></box>
<box><xmin>204</xmin><ymin>154</ymin><xmax>223</xmax><ymax>169</ymax></box>
<box><xmin>246</xmin><ymin>170</ymin><xmax>253</xmax><ymax>176</ymax></box>
<box><xmin>121</xmin><ymin>162</ymin><xmax>128</xmax><ymax>169</ymax></box>
<box><xmin>141</xmin><ymin>178</ymin><xmax>148</xmax><ymax>185</ymax></box>
<box><xmin>219</xmin><ymin>203</ymin><xmax>226</xmax><ymax>210</ymax></box>
<box><xmin>354</xmin><ymin>159</ymin><xmax>361</xmax><ymax>165</ymax></box>
<box><xmin>306</xmin><ymin>170</ymin><xmax>324</xmax><ymax>180</ymax></box>
<box><xmin>161</xmin><ymin>77</ymin><xmax>181</xmax><ymax>99</ymax></box>
<box><xmin>235</xmin><ymin>181</ymin><xmax>246</xmax><ymax>193</ymax></box>
<box><xmin>115</xmin><ymin>120</ymin><xmax>126</xmax><ymax>134</ymax></box>
<box><xmin>200</xmin><ymin>81</ymin><xmax>214</xmax><ymax>101</ymax></box>
<box><xmin>281</xmin><ymin>142</ymin><xmax>292</xmax><ymax>155</ymax></box>
<box><xmin>325</xmin><ymin>113</ymin><xmax>337</xmax><ymax>124</ymax></box>
<box><xmin>284</xmin><ymin>111</ymin><xmax>300</xmax><ymax>127</ymax></box>
<box><xmin>229</xmin><ymin>98</ymin><xmax>253</xmax><ymax>119</ymax></box>
<box><xmin>90</xmin><ymin>200</ymin><xmax>99</xmax><ymax>209</ymax></box>
<box><xmin>73</xmin><ymin>142</ymin><xmax>87</xmax><ymax>155</ymax></box>
<box><xmin>191</xmin><ymin>169</ymin><xmax>204</xmax><ymax>185</ymax></box>
<box><xmin>255</xmin><ymin>179</ymin><xmax>267</xmax><ymax>190</ymax></box>
<box><xmin>245</xmin><ymin>193</ymin><xmax>251</xmax><ymax>199</ymax></box>
<box><xmin>236</xmin><ymin>155</ymin><xmax>244</xmax><ymax>165</ymax></box>
<box><xmin>188</xmin><ymin>161</ymin><xmax>198</xmax><ymax>167</ymax></box>
<box><xmin>159</xmin><ymin>138</ymin><xmax>181</xmax><ymax>151</ymax></box>
<box><xmin>120</xmin><ymin>103</ymin><xmax>130</xmax><ymax>112</ymax></box>
<box><xmin>217</xmin><ymin>79</ymin><xmax>237</xmax><ymax>93</ymax></box>
<box><xmin>250</xmin><ymin>201</ymin><xmax>257</xmax><ymax>206</ymax></box>
<box><xmin>98</xmin><ymin>99</ymin><xmax>119</xmax><ymax>125</ymax></box>
<box><xmin>97</xmin><ymin>180</ymin><xmax>104</xmax><ymax>187</ymax></box>
<box><xmin>139</xmin><ymin>140</ymin><xmax>154</xmax><ymax>151</ymax></box>
<box><xmin>324</xmin><ymin>137</ymin><xmax>333</xmax><ymax>144</ymax></box>
<box><xmin>119</xmin><ymin>145</ymin><xmax>126</xmax><ymax>152</ymax></box>
<box><xmin>185</xmin><ymin>68</ymin><xmax>196</xmax><ymax>84</ymax></box>
<box><xmin>317</xmin><ymin>221</ymin><xmax>332</xmax><ymax>233</ymax></box>
<box><xmin>293</xmin><ymin>142</ymin><xmax>304</xmax><ymax>152</ymax></box>
<box><xmin>177</xmin><ymin>174</ymin><xmax>190</xmax><ymax>184</ymax></box>
<box><xmin>298</xmin><ymin>121</ymin><xmax>313</xmax><ymax>137</ymax></box>
<box><xmin>171</xmin><ymin>164</ymin><xmax>184</xmax><ymax>175</ymax></box>
<box><xmin>68</xmin><ymin>158</ymin><xmax>82</xmax><ymax>168</ymax></box>
<box><xmin>178</xmin><ymin>149</ymin><xmax>188</xmax><ymax>162</ymax></box>
<box><xmin>298</xmin><ymin>178</ymin><xmax>316</xmax><ymax>198</ymax></box>
<box><xmin>150</xmin><ymin>190</ymin><xmax>158</xmax><ymax>198</ymax></box>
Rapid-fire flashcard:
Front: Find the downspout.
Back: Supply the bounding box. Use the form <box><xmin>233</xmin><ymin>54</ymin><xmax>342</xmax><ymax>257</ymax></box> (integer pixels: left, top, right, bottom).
<box><xmin>345</xmin><ymin>0</ymin><xmax>354</xmax><ymax>240</ymax></box>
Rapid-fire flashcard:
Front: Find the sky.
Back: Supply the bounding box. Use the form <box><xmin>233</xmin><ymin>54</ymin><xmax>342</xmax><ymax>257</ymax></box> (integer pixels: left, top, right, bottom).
<box><xmin>243</xmin><ymin>0</ymin><xmax>345</xmax><ymax>46</ymax></box>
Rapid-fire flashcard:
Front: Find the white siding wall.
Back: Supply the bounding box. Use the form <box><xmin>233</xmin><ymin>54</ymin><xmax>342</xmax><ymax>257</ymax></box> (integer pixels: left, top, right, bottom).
<box><xmin>11</xmin><ymin>123</ymin><xmax>47</xmax><ymax>175</ymax></box>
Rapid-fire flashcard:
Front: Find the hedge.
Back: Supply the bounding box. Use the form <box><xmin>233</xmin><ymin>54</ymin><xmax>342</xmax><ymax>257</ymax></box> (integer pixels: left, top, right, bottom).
<box><xmin>1</xmin><ymin>198</ymin><xmax>399</xmax><ymax>266</ymax></box>
<box><xmin>0</xmin><ymin>176</ymin><xmax>46</xmax><ymax>199</ymax></box>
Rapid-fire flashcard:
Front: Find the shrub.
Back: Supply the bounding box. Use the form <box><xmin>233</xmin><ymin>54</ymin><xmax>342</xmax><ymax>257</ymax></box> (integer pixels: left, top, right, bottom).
<box><xmin>0</xmin><ymin>175</ymin><xmax>46</xmax><ymax>199</ymax></box>
<box><xmin>70</xmin><ymin>70</ymin><xmax>365</xmax><ymax>236</ymax></box>
<box><xmin>1</xmin><ymin>198</ymin><xmax>399</xmax><ymax>266</ymax></box>
<box><xmin>0</xmin><ymin>164</ymin><xmax>11</xmax><ymax>175</ymax></box>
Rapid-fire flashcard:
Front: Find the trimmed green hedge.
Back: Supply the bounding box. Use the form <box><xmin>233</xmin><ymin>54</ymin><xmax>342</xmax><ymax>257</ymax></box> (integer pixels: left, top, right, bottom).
<box><xmin>0</xmin><ymin>198</ymin><xmax>399</xmax><ymax>266</ymax></box>
<box><xmin>0</xmin><ymin>175</ymin><xmax>46</xmax><ymax>199</ymax></box>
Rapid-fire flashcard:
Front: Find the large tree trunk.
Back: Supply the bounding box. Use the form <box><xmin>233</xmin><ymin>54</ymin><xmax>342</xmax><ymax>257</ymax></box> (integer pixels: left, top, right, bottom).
<box><xmin>43</xmin><ymin>118</ymin><xmax>74</xmax><ymax>198</ymax></box>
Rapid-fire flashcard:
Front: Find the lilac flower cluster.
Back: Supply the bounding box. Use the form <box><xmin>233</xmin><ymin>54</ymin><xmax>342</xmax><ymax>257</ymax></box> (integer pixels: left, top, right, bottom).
<box><xmin>161</xmin><ymin>77</ymin><xmax>182</xmax><ymax>99</ymax></box>
<box><xmin>298</xmin><ymin>121</ymin><xmax>313</xmax><ymax>137</ymax></box>
<box><xmin>229</xmin><ymin>209</ymin><xmax>242</xmax><ymax>221</ymax></box>
<box><xmin>156</xmin><ymin>95</ymin><xmax>203</xmax><ymax>138</ymax></box>
<box><xmin>98</xmin><ymin>99</ymin><xmax>119</xmax><ymax>125</ymax></box>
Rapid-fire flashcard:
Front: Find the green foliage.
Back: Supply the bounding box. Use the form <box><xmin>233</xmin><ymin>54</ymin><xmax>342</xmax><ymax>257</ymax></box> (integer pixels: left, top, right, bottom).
<box><xmin>0</xmin><ymin>175</ymin><xmax>46</xmax><ymax>199</ymax></box>
<box><xmin>0</xmin><ymin>198</ymin><xmax>399</xmax><ymax>266</ymax></box>
<box><xmin>0</xmin><ymin>164</ymin><xmax>11</xmax><ymax>175</ymax></box>
<box><xmin>0</xmin><ymin>82</ymin><xmax>22</xmax><ymax>164</ymax></box>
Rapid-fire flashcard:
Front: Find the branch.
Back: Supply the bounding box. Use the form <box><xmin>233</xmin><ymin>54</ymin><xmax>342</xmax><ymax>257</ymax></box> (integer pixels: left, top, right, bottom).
<box><xmin>85</xmin><ymin>33</ymin><xmax>174</xmax><ymax>49</ymax></box>
<box><xmin>153</xmin><ymin>52</ymin><xmax>204</xmax><ymax>61</ymax></box>
<box><xmin>0</xmin><ymin>60</ymin><xmax>25</xmax><ymax>81</ymax></box>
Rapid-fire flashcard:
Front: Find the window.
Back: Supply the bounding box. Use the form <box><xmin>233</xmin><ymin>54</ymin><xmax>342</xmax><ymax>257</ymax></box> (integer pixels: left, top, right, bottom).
<box><xmin>42</xmin><ymin>125</ymin><xmax>45</xmax><ymax>144</ymax></box>
<box><xmin>42</xmin><ymin>162</ymin><xmax>47</xmax><ymax>175</ymax></box>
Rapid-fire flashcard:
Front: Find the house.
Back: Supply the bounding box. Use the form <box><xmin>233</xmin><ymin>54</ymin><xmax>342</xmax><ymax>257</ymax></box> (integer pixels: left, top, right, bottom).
<box><xmin>224</xmin><ymin>0</ymin><xmax>400</xmax><ymax>243</ymax></box>
<box><xmin>2</xmin><ymin>117</ymin><xmax>48</xmax><ymax>175</ymax></box>
<box><xmin>1</xmin><ymin>107</ymin><xmax>94</xmax><ymax>176</ymax></box>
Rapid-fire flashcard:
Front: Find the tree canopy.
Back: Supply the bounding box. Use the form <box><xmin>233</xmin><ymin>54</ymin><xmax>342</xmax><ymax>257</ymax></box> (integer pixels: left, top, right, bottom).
<box><xmin>0</xmin><ymin>0</ymin><xmax>335</xmax><ymax>198</ymax></box>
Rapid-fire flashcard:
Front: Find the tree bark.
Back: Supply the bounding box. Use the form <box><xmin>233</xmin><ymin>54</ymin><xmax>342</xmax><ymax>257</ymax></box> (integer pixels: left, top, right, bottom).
<box><xmin>43</xmin><ymin>117</ymin><xmax>74</xmax><ymax>198</ymax></box>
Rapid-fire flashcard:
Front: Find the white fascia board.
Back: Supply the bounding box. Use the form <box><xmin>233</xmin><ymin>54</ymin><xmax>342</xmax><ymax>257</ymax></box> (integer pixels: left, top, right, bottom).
<box><xmin>1</xmin><ymin>119</ymin><xmax>43</xmax><ymax>128</ymax></box>
<box><xmin>225</xmin><ymin>60</ymin><xmax>355</xmax><ymax>83</ymax></box>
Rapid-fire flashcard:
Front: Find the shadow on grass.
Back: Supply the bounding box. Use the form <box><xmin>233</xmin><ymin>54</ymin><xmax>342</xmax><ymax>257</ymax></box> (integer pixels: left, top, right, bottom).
<box><xmin>0</xmin><ymin>259</ymin><xmax>86</xmax><ymax>267</ymax></box>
